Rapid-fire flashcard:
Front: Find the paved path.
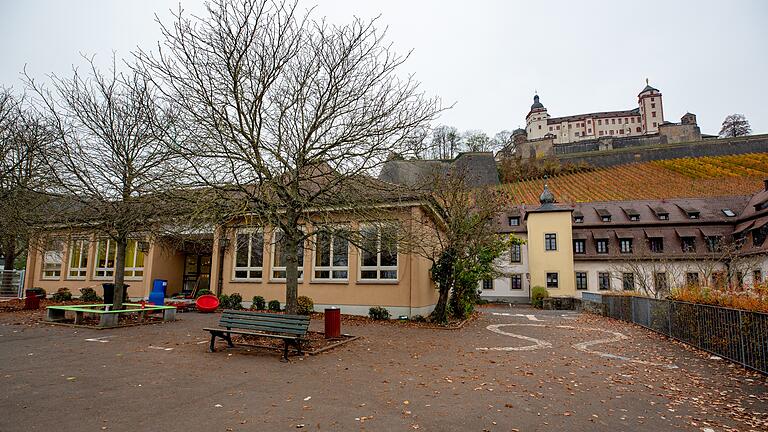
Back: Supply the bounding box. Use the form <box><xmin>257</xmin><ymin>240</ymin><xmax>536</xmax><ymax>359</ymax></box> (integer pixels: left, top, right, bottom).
<box><xmin>0</xmin><ymin>307</ymin><xmax>766</xmax><ymax>431</ymax></box>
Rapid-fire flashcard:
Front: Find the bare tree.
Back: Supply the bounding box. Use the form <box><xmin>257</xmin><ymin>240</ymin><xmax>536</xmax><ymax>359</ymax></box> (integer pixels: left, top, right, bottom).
<box><xmin>462</xmin><ymin>130</ymin><xmax>491</xmax><ymax>152</ymax></box>
<box><xmin>26</xmin><ymin>57</ymin><xmax>179</xmax><ymax>309</ymax></box>
<box><xmin>428</xmin><ymin>125</ymin><xmax>461</xmax><ymax>159</ymax></box>
<box><xmin>135</xmin><ymin>0</ymin><xmax>441</xmax><ymax>313</ymax></box>
<box><xmin>406</xmin><ymin>169</ymin><xmax>512</xmax><ymax>322</ymax></box>
<box><xmin>719</xmin><ymin>113</ymin><xmax>751</xmax><ymax>138</ymax></box>
<box><xmin>0</xmin><ymin>88</ymin><xmax>52</xmax><ymax>293</ymax></box>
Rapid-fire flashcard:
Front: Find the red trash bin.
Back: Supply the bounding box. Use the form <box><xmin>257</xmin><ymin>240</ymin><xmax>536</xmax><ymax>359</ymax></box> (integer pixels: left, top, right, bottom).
<box><xmin>24</xmin><ymin>289</ymin><xmax>40</xmax><ymax>310</ymax></box>
<box><xmin>324</xmin><ymin>307</ymin><xmax>341</xmax><ymax>339</ymax></box>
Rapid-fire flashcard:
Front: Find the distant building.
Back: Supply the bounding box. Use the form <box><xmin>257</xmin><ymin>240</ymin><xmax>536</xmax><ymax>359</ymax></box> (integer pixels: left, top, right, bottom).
<box><xmin>500</xmin><ymin>81</ymin><xmax>704</xmax><ymax>160</ymax></box>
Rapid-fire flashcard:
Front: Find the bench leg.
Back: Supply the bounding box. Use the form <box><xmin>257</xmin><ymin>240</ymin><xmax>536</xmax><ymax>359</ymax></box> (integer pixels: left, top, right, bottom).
<box><xmin>225</xmin><ymin>332</ymin><xmax>234</xmax><ymax>348</ymax></box>
<box><xmin>281</xmin><ymin>339</ymin><xmax>290</xmax><ymax>362</ymax></box>
<box><xmin>294</xmin><ymin>339</ymin><xmax>303</xmax><ymax>356</ymax></box>
<box><xmin>208</xmin><ymin>332</ymin><xmax>218</xmax><ymax>353</ymax></box>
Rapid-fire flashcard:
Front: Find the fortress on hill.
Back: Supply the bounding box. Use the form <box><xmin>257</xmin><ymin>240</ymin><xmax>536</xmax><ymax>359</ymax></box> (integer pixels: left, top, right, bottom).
<box><xmin>497</xmin><ymin>80</ymin><xmax>768</xmax><ymax>167</ymax></box>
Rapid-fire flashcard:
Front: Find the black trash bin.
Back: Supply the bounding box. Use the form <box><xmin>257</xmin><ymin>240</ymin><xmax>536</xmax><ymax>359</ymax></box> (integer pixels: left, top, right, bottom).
<box><xmin>102</xmin><ymin>283</ymin><xmax>130</xmax><ymax>305</ymax></box>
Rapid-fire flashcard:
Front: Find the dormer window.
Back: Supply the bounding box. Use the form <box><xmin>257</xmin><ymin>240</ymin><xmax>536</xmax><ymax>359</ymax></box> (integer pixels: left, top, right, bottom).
<box><xmin>681</xmin><ymin>207</ymin><xmax>700</xmax><ymax>219</ymax></box>
<box><xmin>722</xmin><ymin>209</ymin><xmax>736</xmax><ymax>217</ymax></box>
<box><xmin>596</xmin><ymin>208</ymin><xmax>611</xmax><ymax>222</ymax></box>
<box><xmin>652</xmin><ymin>206</ymin><xmax>669</xmax><ymax>220</ymax></box>
<box><xmin>630</xmin><ymin>215</ymin><xmax>640</xmax><ymax>221</ymax></box>
<box><xmin>602</xmin><ymin>216</ymin><xmax>611</xmax><ymax>222</ymax></box>
<box><xmin>659</xmin><ymin>214</ymin><xmax>668</xmax><ymax>220</ymax></box>
<box><xmin>688</xmin><ymin>213</ymin><xmax>699</xmax><ymax>219</ymax></box>
<box><xmin>508</xmin><ymin>217</ymin><xmax>520</xmax><ymax>227</ymax></box>
<box><xmin>574</xmin><ymin>216</ymin><xmax>583</xmax><ymax>223</ymax></box>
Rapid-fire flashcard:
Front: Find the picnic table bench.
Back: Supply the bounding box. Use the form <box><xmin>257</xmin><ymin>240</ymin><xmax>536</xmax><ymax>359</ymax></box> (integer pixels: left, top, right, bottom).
<box><xmin>204</xmin><ymin>310</ymin><xmax>310</xmax><ymax>361</ymax></box>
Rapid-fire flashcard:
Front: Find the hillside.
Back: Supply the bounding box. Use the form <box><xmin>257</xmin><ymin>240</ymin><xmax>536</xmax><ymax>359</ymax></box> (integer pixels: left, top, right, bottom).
<box><xmin>498</xmin><ymin>153</ymin><xmax>768</xmax><ymax>205</ymax></box>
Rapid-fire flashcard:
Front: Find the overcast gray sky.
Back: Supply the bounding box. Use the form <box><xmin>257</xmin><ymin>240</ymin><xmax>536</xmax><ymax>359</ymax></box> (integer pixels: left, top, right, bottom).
<box><xmin>1</xmin><ymin>0</ymin><xmax>766</xmax><ymax>136</ymax></box>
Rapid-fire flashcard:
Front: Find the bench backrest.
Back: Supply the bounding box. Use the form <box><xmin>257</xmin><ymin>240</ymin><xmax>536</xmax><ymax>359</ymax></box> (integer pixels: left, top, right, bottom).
<box><xmin>218</xmin><ymin>310</ymin><xmax>310</xmax><ymax>336</ymax></box>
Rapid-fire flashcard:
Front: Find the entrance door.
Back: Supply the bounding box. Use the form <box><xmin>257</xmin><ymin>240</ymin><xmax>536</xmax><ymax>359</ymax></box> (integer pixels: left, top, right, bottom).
<box><xmin>183</xmin><ymin>254</ymin><xmax>212</xmax><ymax>295</ymax></box>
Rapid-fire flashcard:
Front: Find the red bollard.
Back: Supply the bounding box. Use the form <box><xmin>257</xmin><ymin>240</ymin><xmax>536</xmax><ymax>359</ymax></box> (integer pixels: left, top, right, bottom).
<box><xmin>324</xmin><ymin>307</ymin><xmax>341</xmax><ymax>339</ymax></box>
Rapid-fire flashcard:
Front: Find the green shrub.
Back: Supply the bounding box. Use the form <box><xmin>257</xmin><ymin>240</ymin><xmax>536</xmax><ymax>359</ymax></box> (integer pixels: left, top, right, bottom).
<box><xmin>268</xmin><ymin>300</ymin><xmax>281</xmax><ymax>312</ymax></box>
<box><xmin>531</xmin><ymin>286</ymin><xmax>549</xmax><ymax>309</ymax></box>
<box><xmin>252</xmin><ymin>295</ymin><xmax>266</xmax><ymax>310</ymax></box>
<box><xmin>51</xmin><ymin>287</ymin><xmax>72</xmax><ymax>302</ymax></box>
<box><xmin>218</xmin><ymin>294</ymin><xmax>230</xmax><ymax>309</ymax></box>
<box><xmin>296</xmin><ymin>296</ymin><xmax>314</xmax><ymax>315</ymax></box>
<box><xmin>228</xmin><ymin>293</ymin><xmax>243</xmax><ymax>310</ymax></box>
<box><xmin>79</xmin><ymin>287</ymin><xmax>102</xmax><ymax>302</ymax></box>
<box><xmin>368</xmin><ymin>306</ymin><xmax>390</xmax><ymax>320</ymax></box>
<box><xmin>195</xmin><ymin>289</ymin><xmax>212</xmax><ymax>298</ymax></box>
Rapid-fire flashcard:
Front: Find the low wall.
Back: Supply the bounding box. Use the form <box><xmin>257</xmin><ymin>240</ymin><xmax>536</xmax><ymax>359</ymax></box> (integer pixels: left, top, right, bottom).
<box><xmin>557</xmin><ymin>134</ymin><xmax>768</xmax><ymax>168</ymax></box>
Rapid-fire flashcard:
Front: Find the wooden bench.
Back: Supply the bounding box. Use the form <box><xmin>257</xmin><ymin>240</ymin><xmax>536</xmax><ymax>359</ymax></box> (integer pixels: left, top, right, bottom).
<box><xmin>203</xmin><ymin>310</ymin><xmax>310</xmax><ymax>361</ymax></box>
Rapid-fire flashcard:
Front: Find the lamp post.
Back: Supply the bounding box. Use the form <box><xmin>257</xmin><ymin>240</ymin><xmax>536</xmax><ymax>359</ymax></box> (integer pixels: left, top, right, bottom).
<box><xmin>216</xmin><ymin>235</ymin><xmax>230</xmax><ymax>296</ymax></box>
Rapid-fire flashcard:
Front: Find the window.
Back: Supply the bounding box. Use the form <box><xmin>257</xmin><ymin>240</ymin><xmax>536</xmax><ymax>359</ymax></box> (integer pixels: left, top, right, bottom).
<box><xmin>686</xmin><ymin>272</ymin><xmax>700</xmax><ymax>286</ymax></box>
<box><xmin>629</xmin><ymin>215</ymin><xmax>640</xmax><ymax>221</ymax></box>
<box><xmin>538</xmin><ymin>125</ymin><xmax>541</xmax><ymax>130</ymax></box>
<box><xmin>706</xmin><ymin>236</ymin><xmax>722</xmax><ymax>252</ymax></box>
<box><xmin>651</xmin><ymin>97</ymin><xmax>655</xmax><ymax>101</ymax></box>
<box><xmin>574</xmin><ymin>216</ymin><xmax>584</xmax><ymax>223</ymax></box>
<box><xmin>754</xmin><ymin>269</ymin><xmax>763</xmax><ymax>284</ymax></box>
<box><xmin>622</xmin><ymin>273</ymin><xmax>635</xmax><ymax>290</ymax></box>
<box><xmin>653</xmin><ymin>122</ymin><xmax>657</xmax><ymax>127</ymax></box>
<box><xmin>649</xmin><ymin>238</ymin><xmax>664</xmax><ymax>253</ymax></box>
<box><xmin>654</xmin><ymin>272</ymin><xmax>668</xmax><ymax>293</ymax></box>
<box><xmin>510</xmin><ymin>243</ymin><xmax>522</xmax><ymax>263</ymax></box>
<box><xmin>573</xmin><ymin>239</ymin><xmax>585</xmax><ymax>254</ymax></box>
<box><xmin>658</xmin><ymin>213</ymin><xmax>669</xmax><ymax>220</ymax></box>
<box><xmin>611</xmin><ymin>119</ymin><xmax>616</xmax><ymax>124</ymax></box>
<box><xmin>94</xmin><ymin>239</ymin><xmax>116</xmax><ymax>279</ymax></box>
<box><xmin>598</xmin><ymin>119</ymin><xmax>602</xmax><ymax>125</ymax></box>
<box><xmin>233</xmin><ymin>229</ymin><xmax>264</xmax><ymax>280</ymax></box>
<box><xmin>609</xmin><ymin>130</ymin><xmax>614</xmax><ymax>134</ymax></box>
<box><xmin>620</xmin><ymin>239</ymin><xmax>632</xmax><ymax>253</ymax></box>
<box><xmin>67</xmin><ymin>238</ymin><xmax>89</xmax><ymax>279</ymax></box>
<box><xmin>588</xmin><ymin>128</ymin><xmax>592</xmax><ymax>133</ymax></box>
<box><xmin>313</xmin><ymin>229</ymin><xmax>349</xmax><ymax>280</ymax></box>
<box><xmin>599</xmin><ymin>131</ymin><xmax>604</xmax><ymax>136</ymax></box>
<box><xmin>546</xmin><ymin>272</ymin><xmax>559</xmax><ymax>288</ymax></box>
<box><xmin>576</xmin><ymin>272</ymin><xmax>587</xmax><ymax>290</ymax></box>
<box><xmin>651</xmin><ymin>103</ymin><xmax>655</xmax><ymax>108</ymax></box>
<box><xmin>601</xmin><ymin>215</ymin><xmax>611</xmax><ymax>222</ymax></box>
<box><xmin>712</xmin><ymin>272</ymin><xmax>725</xmax><ymax>288</ymax></box>
<box><xmin>544</xmin><ymin>233</ymin><xmax>557</xmax><ymax>251</ymax></box>
<box><xmin>272</xmin><ymin>229</ymin><xmax>305</xmax><ymax>280</ymax></box>
<box><xmin>360</xmin><ymin>224</ymin><xmax>398</xmax><ymax>280</ymax></box>
<box><xmin>482</xmin><ymin>279</ymin><xmax>494</xmax><ymax>290</ymax></box>
<box><xmin>681</xmin><ymin>237</ymin><xmax>696</xmax><ymax>252</ymax></box>
<box><xmin>652</xmin><ymin>111</ymin><xmax>656</xmax><ymax>118</ymax></box>
<box><xmin>510</xmin><ymin>274</ymin><xmax>522</xmax><ymax>290</ymax></box>
<box><xmin>598</xmin><ymin>272</ymin><xmax>611</xmax><ymax>290</ymax></box>
<box><xmin>508</xmin><ymin>217</ymin><xmax>520</xmax><ymax>226</ymax></box>
<box><xmin>42</xmin><ymin>238</ymin><xmax>64</xmax><ymax>279</ymax></box>
<box><xmin>596</xmin><ymin>239</ymin><xmax>608</xmax><ymax>254</ymax></box>
<box><xmin>636</xmin><ymin>127</ymin><xmax>641</xmax><ymax>133</ymax></box>
<box><xmin>754</xmin><ymin>226</ymin><xmax>768</xmax><ymax>247</ymax></box>
<box><xmin>557</xmin><ymin>125</ymin><xmax>560</xmax><ymax>130</ymax></box>
<box><xmin>124</xmin><ymin>239</ymin><xmax>145</xmax><ymax>279</ymax></box>
<box><xmin>722</xmin><ymin>209</ymin><xmax>736</xmax><ymax>217</ymax></box>
<box><xmin>736</xmin><ymin>272</ymin><xmax>744</xmax><ymax>288</ymax></box>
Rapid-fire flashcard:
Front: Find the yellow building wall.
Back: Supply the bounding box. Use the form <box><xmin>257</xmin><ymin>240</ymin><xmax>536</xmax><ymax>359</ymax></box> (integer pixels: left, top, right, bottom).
<box><xmin>526</xmin><ymin>211</ymin><xmax>576</xmax><ymax>297</ymax></box>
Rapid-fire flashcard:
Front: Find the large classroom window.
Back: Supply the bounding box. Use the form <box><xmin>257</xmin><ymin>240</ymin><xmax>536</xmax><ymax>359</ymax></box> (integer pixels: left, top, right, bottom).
<box><xmin>67</xmin><ymin>238</ymin><xmax>89</xmax><ymax>279</ymax></box>
<box><xmin>271</xmin><ymin>229</ymin><xmax>304</xmax><ymax>280</ymax></box>
<box><xmin>313</xmin><ymin>228</ymin><xmax>349</xmax><ymax>280</ymax></box>
<box><xmin>360</xmin><ymin>224</ymin><xmax>398</xmax><ymax>280</ymax></box>
<box><xmin>233</xmin><ymin>229</ymin><xmax>264</xmax><ymax>280</ymax></box>
<box><xmin>93</xmin><ymin>239</ymin><xmax>145</xmax><ymax>279</ymax></box>
<box><xmin>42</xmin><ymin>238</ymin><xmax>64</xmax><ymax>279</ymax></box>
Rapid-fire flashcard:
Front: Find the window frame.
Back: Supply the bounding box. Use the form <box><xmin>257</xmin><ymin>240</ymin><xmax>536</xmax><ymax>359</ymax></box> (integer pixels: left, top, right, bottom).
<box><xmin>270</xmin><ymin>228</ymin><xmax>305</xmax><ymax>281</ymax></box>
<box><xmin>544</xmin><ymin>233</ymin><xmax>557</xmax><ymax>251</ymax></box>
<box><xmin>93</xmin><ymin>238</ymin><xmax>116</xmax><ymax>280</ymax></box>
<box><xmin>359</xmin><ymin>223</ymin><xmax>399</xmax><ymax>281</ymax></box>
<box><xmin>596</xmin><ymin>239</ymin><xmax>609</xmax><ymax>254</ymax></box>
<box><xmin>575</xmin><ymin>272</ymin><xmax>587</xmax><ymax>290</ymax></box>
<box><xmin>510</xmin><ymin>243</ymin><xmax>522</xmax><ymax>263</ymax></box>
<box><xmin>649</xmin><ymin>237</ymin><xmax>664</xmax><ymax>253</ymax></box>
<box><xmin>41</xmin><ymin>238</ymin><xmax>65</xmax><ymax>280</ymax></box>
<box><xmin>510</xmin><ymin>274</ymin><xmax>523</xmax><ymax>290</ymax></box>
<box><xmin>654</xmin><ymin>272</ymin><xmax>668</xmax><ymax>292</ymax></box>
<box><xmin>598</xmin><ymin>272</ymin><xmax>611</xmax><ymax>290</ymax></box>
<box><xmin>573</xmin><ymin>239</ymin><xmax>586</xmax><ymax>254</ymax></box>
<box><xmin>508</xmin><ymin>216</ymin><xmax>520</xmax><ymax>226</ymax></box>
<box><xmin>67</xmin><ymin>237</ymin><xmax>90</xmax><ymax>280</ymax></box>
<box><xmin>312</xmin><ymin>227</ymin><xmax>350</xmax><ymax>281</ymax></box>
<box><xmin>546</xmin><ymin>272</ymin><xmax>559</xmax><ymax>289</ymax></box>
<box><xmin>232</xmin><ymin>228</ymin><xmax>264</xmax><ymax>281</ymax></box>
<box><xmin>619</xmin><ymin>238</ymin><xmax>633</xmax><ymax>254</ymax></box>
<box><xmin>686</xmin><ymin>272</ymin><xmax>700</xmax><ymax>287</ymax></box>
<box><xmin>123</xmin><ymin>240</ymin><xmax>145</xmax><ymax>280</ymax></box>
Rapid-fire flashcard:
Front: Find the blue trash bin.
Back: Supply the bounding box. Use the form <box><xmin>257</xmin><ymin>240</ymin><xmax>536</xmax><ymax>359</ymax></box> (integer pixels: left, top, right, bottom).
<box><xmin>149</xmin><ymin>279</ymin><xmax>167</xmax><ymax>306</ymax></box>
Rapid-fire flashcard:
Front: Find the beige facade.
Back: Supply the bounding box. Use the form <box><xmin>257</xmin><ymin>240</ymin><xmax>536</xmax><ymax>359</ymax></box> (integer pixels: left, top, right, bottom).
<box><xmin>25</xmin><ymin>205</ymin><xmax>440</xmax><ymax>317</ymax></box>
<box><xmin>526</xmin><ymin>210</ymin><xmax>576</xmax><ymax>297</ymax></box>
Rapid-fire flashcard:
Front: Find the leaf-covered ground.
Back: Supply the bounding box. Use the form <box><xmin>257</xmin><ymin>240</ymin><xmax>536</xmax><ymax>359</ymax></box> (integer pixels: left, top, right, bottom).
<box><xmin>0</xmin><ymin>307</ymin><xmax>765</xmax><ymax>431</ymax></box>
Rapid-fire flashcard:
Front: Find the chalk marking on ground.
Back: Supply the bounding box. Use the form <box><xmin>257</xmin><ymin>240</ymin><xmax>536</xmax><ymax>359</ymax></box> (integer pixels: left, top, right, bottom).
<box><xmin>491</xmin><ymin>312</ymin><xmax>542</xmax><ymax>321</ymax></box>
<box><xmin>148</xmin><ymin>345</ymin><xmax>174</xmax><ymax>351</ymax></box>
<box><xmin>85</xmin><ymin>336</ymin><xmax>112</xmax><ymax>343</ymax></box>
<box><xmin>478</xmin><ymin>322</ymin><xmax>678</xmax><ymax>369</ymax></box>
<box><xmin>476</xmin><ymin>323</ymin><xmax>552</xmax><ymax>351</ymax></box>
<box><xmin>195</xmin><ymin>340</ymin><xmax>209</xmax><ymax>345</ymax></box>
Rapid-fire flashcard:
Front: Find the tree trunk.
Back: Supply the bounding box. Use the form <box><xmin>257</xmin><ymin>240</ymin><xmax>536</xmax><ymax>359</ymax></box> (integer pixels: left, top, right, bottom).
<box><xmin>113</xmin><ymin>238</ymin><xmax>128</xmax><ymax>310</ymax></box>
<box><xmin>1</xmin><ymin>236</ymin><xmax>16</xmax><ymax>294</ymax></box>
<box><xmin>284</xmin><ymin>228</ymin><xmax>300</xmax><ymax>315</ymax></box>
<box><xmin>431</xmin><ymin>285</ymin><xmax>450</xmax><ymax>324</ymax></box>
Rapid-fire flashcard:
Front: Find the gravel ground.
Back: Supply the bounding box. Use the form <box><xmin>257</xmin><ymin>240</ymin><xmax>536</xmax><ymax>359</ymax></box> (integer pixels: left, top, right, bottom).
<box><xmin>0</xmin><ymin>306</ymin><xmax>766</xmax><ymax>431</ymax></box>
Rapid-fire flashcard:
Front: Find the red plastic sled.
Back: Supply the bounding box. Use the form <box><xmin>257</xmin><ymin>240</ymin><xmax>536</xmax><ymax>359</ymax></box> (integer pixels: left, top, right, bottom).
<box><xmin>195</xmin><ymin>294</ymin><xmax>220</xmax><ymax>313</ymax></box>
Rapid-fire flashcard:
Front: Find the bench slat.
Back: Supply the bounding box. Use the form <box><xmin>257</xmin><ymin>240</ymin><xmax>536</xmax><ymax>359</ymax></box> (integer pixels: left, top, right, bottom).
<box><xmin>217</xmin><ymin>318</ymin><xmax>308</xmax><ymax>335</ymax></box>
<box><xmin>222</xmin><ymin>310</ymin><xmax>309</xmax><ymax>322</ymax></box>
<box><xmin>203</xmin><ymin>327</ymin><xmax>300</xmax><ymax>340</ymax></box>
<box><xmin>219</xmin><ymin>314</ymin><xmax>310</xmax><ymax>328</ymax></box>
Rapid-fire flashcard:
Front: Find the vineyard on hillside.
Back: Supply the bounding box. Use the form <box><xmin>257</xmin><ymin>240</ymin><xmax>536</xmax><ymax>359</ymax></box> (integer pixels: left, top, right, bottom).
<box><xmin>498</xmin><ymin>153</ymin><xmax>767</xmax><ymax>204</ymax></box>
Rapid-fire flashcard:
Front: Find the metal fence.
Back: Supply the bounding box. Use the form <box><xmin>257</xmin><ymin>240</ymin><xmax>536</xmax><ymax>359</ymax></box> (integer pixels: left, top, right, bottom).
<box><xmin>0</xmin><ymin>269</ymin><xmax>24</xmax><ymax>298</ymax></box>
<box><xmin>583</xmin><ymin>293</ymin><xmax>768</xmax><ymax>375</ymax></box>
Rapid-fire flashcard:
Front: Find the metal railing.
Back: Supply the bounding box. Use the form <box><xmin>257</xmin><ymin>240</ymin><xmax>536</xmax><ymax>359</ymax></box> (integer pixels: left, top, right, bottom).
<box><xmin>0</xmin><ymin>269</ymin><xmax>24</xmax><ymax>298</ymax></box>
<box><xmin>583</xmin><ymin>293</ymin><xmax>768</xmax><ymax>375</ymax></box>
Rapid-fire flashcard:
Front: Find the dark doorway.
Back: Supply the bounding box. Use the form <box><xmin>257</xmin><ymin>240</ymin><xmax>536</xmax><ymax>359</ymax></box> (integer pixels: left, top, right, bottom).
<box><xmin>183</xmin><ymin>253</ymin><xmax>212</xmax><ymax>296</ymax></box>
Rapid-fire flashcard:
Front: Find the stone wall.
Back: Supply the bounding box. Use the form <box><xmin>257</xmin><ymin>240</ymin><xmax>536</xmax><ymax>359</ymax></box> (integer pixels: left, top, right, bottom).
<box><xmin>557</xmin><ymin>134</ymin><xmax>768</xmax><ymax>168</ymax></box>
